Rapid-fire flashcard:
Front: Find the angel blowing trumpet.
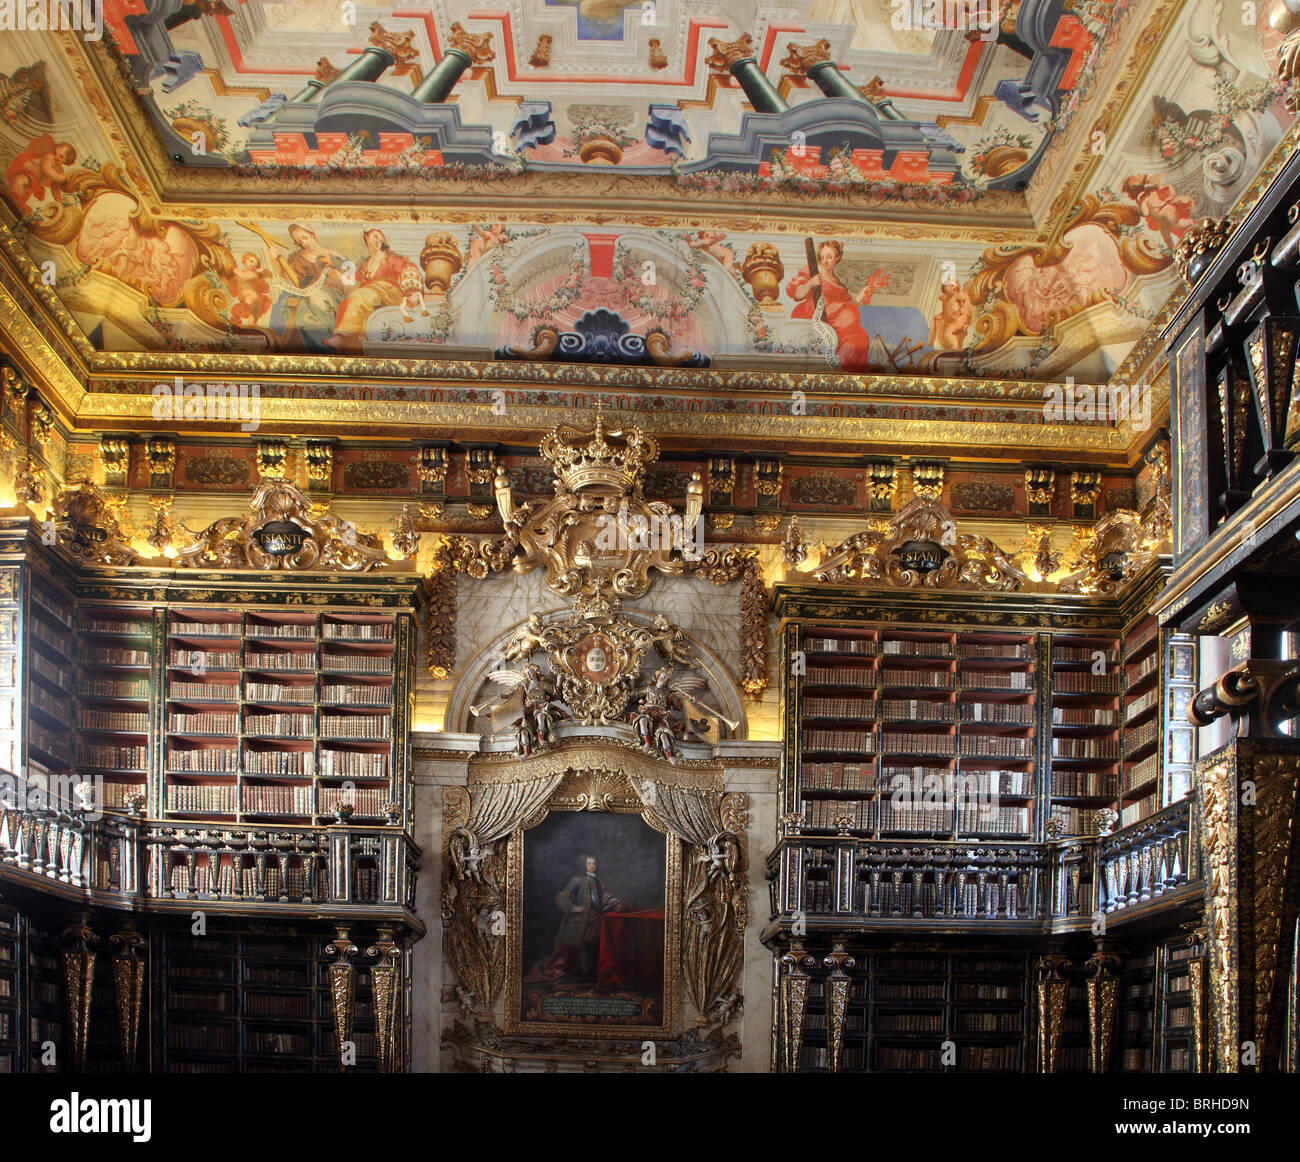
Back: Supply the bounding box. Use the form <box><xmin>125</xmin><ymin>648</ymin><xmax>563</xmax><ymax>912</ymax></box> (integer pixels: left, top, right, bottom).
<box><xmin>471</xmin><ymin>662</ymin><xmax>567</xmax><ymax>757</ymax></box>
<box><xmin>630</xmin><ymin>667</ymin><xmax>737</xmax><ymax>765</ymax></box>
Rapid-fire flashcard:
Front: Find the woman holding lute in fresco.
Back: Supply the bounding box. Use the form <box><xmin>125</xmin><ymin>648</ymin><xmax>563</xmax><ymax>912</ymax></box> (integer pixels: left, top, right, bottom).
<box><xmin>786</xmin><ymin>237</ymin><xmax>891</xmax><ymax>371</ymax></box>
<box><xmin>238</xmin><ymin>221</ymin><xmax>348</xmax><ymax>352</ymax></box>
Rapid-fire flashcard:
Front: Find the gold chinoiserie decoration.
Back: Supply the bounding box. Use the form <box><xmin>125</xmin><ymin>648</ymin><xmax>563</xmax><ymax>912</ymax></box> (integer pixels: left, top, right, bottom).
<box><xmin>325</xmin><ymin>929</ymin><xmax>358</xmax><ymax>1071</ymax></box>
<box><xmin>1085</xmin><ymin>950</ymin><xmax>1120</xmax><ymax>1073</ymax></box>
<box><xmin>778</xmin><ymin>944</ymin><xmax>816</xmax><ymax>1073</ymax></box>
<box><xmin>62</xmin><ymin>921</ymin><xmax>97</xmax><ymax>1073</ymax></box>
<box><xmin>1036</xmin><ymin>953</ymin><xmax>1070</xmax><ymax>1073</ymax></box>
<box><xmin>823</xmin><ymin>944</ymin><xmax>855</xmax><ymax>1073</ymax></box>
<box><xmin>367</xmin><ymin>929</ymin><xmax>403</xmax><ymax>1073</ymax></box>
<box><xmin>108</xmin><ymin>928</ymin><xmax>146</xmax><ymax>1069</ymax></box>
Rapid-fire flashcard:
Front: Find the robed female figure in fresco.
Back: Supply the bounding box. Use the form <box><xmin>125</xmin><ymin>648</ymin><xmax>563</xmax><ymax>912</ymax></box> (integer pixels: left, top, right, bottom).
<box><xmin>266</xmin><ymin>224</ymin><xmax>348</xmax><ymax>352</ymax></box>
<box><xmin>324</xmin><ymin>227</ymin><xmax>419</xmax><ymax>353</ymax></box>
<box><xmin>785</xmin><ymin>238</ymin><xmax>890</xmax><ymax>371</ymax></box>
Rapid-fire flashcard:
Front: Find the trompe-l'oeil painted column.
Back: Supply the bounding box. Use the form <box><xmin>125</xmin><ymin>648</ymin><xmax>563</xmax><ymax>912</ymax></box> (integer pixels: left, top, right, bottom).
<box><xmin>706</xmin><ymin>34</ymin><xmax>787</xmax><ymax>114</ymax></box>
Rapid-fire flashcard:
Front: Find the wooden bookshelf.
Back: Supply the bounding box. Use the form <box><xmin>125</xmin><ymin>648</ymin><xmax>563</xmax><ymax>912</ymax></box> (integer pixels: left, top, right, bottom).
<box><xmin>157</xmin><ymin>930</ymin><xmax>379</xmax><ymax>1073</ymax></box>
<box><xmin>0</xmin><ymin>904</ymin><xmax>20</xmax><ymax>1074</ymax></box>
<box><xmin>25</xmin><ymin>923</ymin><xmax>64</xmax><ymax>1073</ymax></box>
<box><xmin>75</xmin><ymin>603</ymin><xmax>154</xmax><ymax>812</ymax></box>
<box><xmin>1048</xmin><ymin>632</ymin><xmax>1122</xmax><ymax>837</ymax></box>
<box><xmin>793</xmin><ymin>624</ymin><xmax>1036</xmax><ymax>840</ymax></box>
<box><xmin>1118</xmin><ymin>948</ymin><xmax>1157</xmax><ymax>1072</ymax></box>
<box><xmin>1120</xmin><ymin>613</ymin><xmax>1160</xmax><ymax>826</ymax></box>
<box><xmin>163</xmin><ymin>607</ymin><xmax>399</xmax><ymax>827</ymax></box>
<box><xmin>23</xmin><ymin>569</ymin><xmax>77</xmax><ymax>807</ymax></box>
<box><xmin>797</xmin><ymin>952</ymin><xmax>1029</xmax><ymax>1073</ymax></box>
<box><xmin>1158</xmin><ymin>936</ymin><xmax>1198</xmax><ymax>1072</ymax></box>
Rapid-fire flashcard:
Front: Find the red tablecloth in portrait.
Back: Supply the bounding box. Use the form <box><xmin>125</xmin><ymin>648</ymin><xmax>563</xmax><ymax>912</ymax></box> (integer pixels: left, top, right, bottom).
<box><xmin>597</xmin><ymin>910</ymin><xmax>664</xmax><ymax>991</ymax></box>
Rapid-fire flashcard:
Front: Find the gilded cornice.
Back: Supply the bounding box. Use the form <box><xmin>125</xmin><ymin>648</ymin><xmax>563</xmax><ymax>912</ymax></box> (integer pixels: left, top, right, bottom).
<box><xmin>0</xmin><ymin>283</ymin><xmax>86</xmax><ymax>422</ymax></box>
<box><xmin>468</xmin><ymin>738</ymin><xmax>725</xmax><ymax>792</ymax></box>
<box><xmin>73</xmin><ymin>392</ymin><xmax>1130</xmax><ymax>456</ymax></box>
<box><xmin>84</xmin><ymin>356</ymin><xmax>1062</xmax><ymax>401</ymax></box>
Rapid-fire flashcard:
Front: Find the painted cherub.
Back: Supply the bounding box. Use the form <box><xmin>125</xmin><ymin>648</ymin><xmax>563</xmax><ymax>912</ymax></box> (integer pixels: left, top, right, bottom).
<box><xmin>398</xmin><ymin>265</ymin><xmax>431</xmax><ymax>322</ymax></box>
<box><xmin>468</xmin><ymin>223</ymin><xmax>508</xmax><ymax>265</ymax></box>
<box><xmin>928</xmin><ymin>278</ymin><xmax>972</xmax><ymax>351</ymax></box>
<box><xmin>6</xmin><ymin>135</ymin><xmax>76</xmax><ymax>211</ymax></box>
<box><xmin>228</xmin><ymin>251</ymin><xmax>271</xmax><ymax>325</ymax></box>
<box><xmin>687</xmin><ymin>229</ymin><xmax>736</xmax><ymax>273</ymax></box>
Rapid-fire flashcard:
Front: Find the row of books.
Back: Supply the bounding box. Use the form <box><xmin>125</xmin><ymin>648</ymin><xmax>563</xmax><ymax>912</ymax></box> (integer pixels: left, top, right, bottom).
<box><xmin>322</xmin><ymin>654</ymin><xmax>392</xmax><ymax>673</ymax></box>
<box><xmin>805</xmin><ymin>666</ymin><xmax>875</xmax><ymax>687</ymax></box>
<box><xmin>802</xmin><ymin>798</ymin><xmax>872</xmax><ymax>830</ymax></box>
<box><xmin>876</xmin><ymin>1013</ymin><xmax>943</xmax><ymax>1033</ymax></box>
<box><xmin>30</xmin><ymin>653</ymin><xmax>72</xmax><ymax>691</ymax></box>
<box><xmin>170</xmin><ymin>681</ymin><xmax>238</xmax><ymax>702</ymax></box>
<box><xmin>242</xmin><ymin>784</ymin><xmax>314</xmax><ymax>815</ymax></box>
<box><xmin>962</xmin><ymin>703</ymin><xmax>1033</xmax><ymax>724</ymax></box>
<box><xmin>965</xmin><ymin>671</ymin><xmax>1031</xmax><ymax>690</ymax></box>
<box><xmin>79</xmin><ymin>646</ymin><xmax>148</xmax><ymax>666</ymax></box>
<box><xmin>245</xmin><ymin>713</ymin><xmax>312</xmax><ymax>738</ymax></box>
<box><xmin>34</xmin><ymin>624</ymin><xmax>73</xmax><ymax>655</ymax></box>
<box><xmin>171</xmin><ymin>622</ymin><xmax>240</xmax><ymax>637</ymax></box>
<box><xmin>80</xmin><ymin>618</ymin><xmax>148</xmax><ymax>636</ymax></box>
<box><xmin>1126</xmin><ymin>687</ymin><xmax>1160</xmax><ymax>722</ymax></box>
<box><xmin>168</xmin><ymin>863</ymin><xmax>327</xmax><ymax>899</ymax></box>
<box><xmin>1053</xmin><ymin>646</ymin><xmax>1117</xmax><ymax>663</ymax></box>
<box><xmin>1121</xmin><ymin>793</ymin><xmax>1158</xmax><ymax>827</ymax></box>
<box><xmin>28</xmin><ymin>684</ymin><xmax>64</xmax><ymax>720</ymax></box>
<box><xmin>169</xmin><ymin>649</ymin><xmax>239</xmax><ymax>669</ymax></box>
<box><xmin>79</xmin><ymin>677</ymin><xmax>149</xmax><ymax>699</ymax></box>
<box><xmin>881</xmin><ymin>699</ymin><xmax>956</xmax><ymax>721</ymax></box>
<box><xmin>321</xmin><ymin>715</ymin><xmax>390</xmax><ymax>740</ymax></box>
<box><xmin>1052</xmin><ymin>706</ymin><xmax>1117</xmax><ymax>726</ymax></box>
<box><xmin>81</xmin><ymin>744</ymin><xmax>146</xmax><ymax>770</ymax></box>
<box><xmin>321</xmin><ymin>685</ymin><xmax>393</xmax><ymax>706</ymax></box>
<box><xmin>1051</xmin><ymin>737</ymin><xmax>1119</xmax><ymax>759</ymax></box>
<box><xmin>804</xmin><ymin>636</ymin><xmax>876</xmax><ymax>654</ymax></box>
<box><xmin>1123</xmin><ymin>753</ymin><xmax>1159</xmax><ymax>794</ymax></box>
<box><xmin>1048</xmin><ymin>804</ymin><xmax>1102</xmax><ymax>835</ymax></box>
<box><xmin>1054</xmin><ymin>672</ymin><xmax>1122</xmax><ymax>693</ymax></box>
<box><xmin>804</xmin><ymin>729</ymin><xmax>873</xmax><ymax>752</ymax></box>
<box><xmin>877</xmin><ymin>802</ymin><xmax>954</xmax><ymax>831</ymax></box>
<box><xmin>244</xmin><ymin>683</ymin><xmax>313</xmax><ymax>704</ymax></box>
<box><xmin>78</xmin><ymin>709</ymin><xmax>147</xmax><ymax>731</ymax></box>
<box><xmin>30</xmin><ymin>586</ymin><xmax>73</xmax><ymax>628</ymax></box>
<box><xmin>882</xmin><ymin>640</ymin><xmax>952</xmax><ymax>657</ymax></box>
<box><xmin>169</xmin><ymin>749</ymin><xmax>239</xmax><ymax>773</ymax></box>
<box><xmin>962</xmin><ymin>642</ymin><xmax>1031</xmax><ymax>659</ymax></box>
<box><xmin>246</xmin><ymin>624</ymin><xmax>315</xmax><ymax>640</ymax></box>
<box><xmin>1051</xmin><ymin>771</ymin><xmax>1117</xmax><ymax>797</ymax></box>
<box><xmin>805</xmin><ymin>696</ymin><xmax>875</xmax><ymax>718</ymax></box>
<box><xmin>1127</xmin><ymin>653</ymin><xmax>1159</xmax><ymax>685</ymax></box>
<box><xmin>318</xmin><ymin>751</ymin><xmax>389</xmax><ymax>778</ymax></box>
<box><xmin>1124</xmin><ymin>718</ymin><xmax>1159</xmax><ymax>753</ymax></box>
<box><xmin>168</xmin><ymin>712</ymin><xmax>238</xmax><ymax>735</ymax></box>
<box><xmin>166</xmin><ymin>785</ymin><xmax>237</xmax><ymax>813</ymax></box>
<box><xmin>881</xmin><ymin>670</ymin><xmax>953</xmax><ymax>689</ymax></box>
<box><xmin>960</xmin><ymin>736</ymin><xmax>1033</xmax><ymax>758</ymax></box>
<box><xmin>801</xmin><ymin>761</ymin><xmax>874</xmax><ymax>791</ymax></box>
<box><xmin>880</xmin><ymin>735</ymin><xmax>955</xmax><ymax>756</ymax></box>
<box><xmin>955</xmin><ymin>1011</ymin><xmax>1022</xmax><ymax>1032</ymax></box>
<box><xmin>28</xmin><ymin>722</ymin><xmax>69</xmax><ymax>761</ymax></box>
<box><xmin>244</xmin><ymin>750</ymin><xmax>314</xmax><ymax>776</ymax></box>
<box><xmin>323</xmin><ymin>623</ymin><xmax>393</xmax><ymax>641</ymax></box>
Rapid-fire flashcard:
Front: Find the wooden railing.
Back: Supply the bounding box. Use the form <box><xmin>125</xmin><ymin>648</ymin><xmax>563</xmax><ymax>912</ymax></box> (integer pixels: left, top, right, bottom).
<box><xmin>766</xmin><ymin>797</ymin><xmax>1199</xmax><ymax>931</ymax></box>
<box><xmin>0</xmin><ymin>784</ymin><xmax>419</xmax><ymax>915</ymax></box>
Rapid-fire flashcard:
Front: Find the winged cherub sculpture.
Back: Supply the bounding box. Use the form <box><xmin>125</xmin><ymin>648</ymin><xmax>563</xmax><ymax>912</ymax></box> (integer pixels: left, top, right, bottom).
<box><xmin>470</xmin><ymin>661</ymin><xmax>566</xmax><ymax>757</ymax></box>
<box><xmin>628</xmin><ymin>666</ymin><xmax>737</xmax><ymax>763</ymax></box>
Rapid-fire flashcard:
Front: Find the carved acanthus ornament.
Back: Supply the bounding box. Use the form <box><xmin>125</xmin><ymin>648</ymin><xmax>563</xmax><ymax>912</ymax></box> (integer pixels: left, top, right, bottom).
<box><xmin>424</xmin><ymin>537</ymin><xmax>458</xmax><ymax>679</ymax></box>
<box><xmin>780</xmin><ymin>39</ymin><xmax>832</xmax><ymax>75</ymax></box>
<box><xmin>108</xmin><ymin>929</ymin><xmax>146</xmax><ymax>1068</ymax></box>
<box><xmin>28</xmin><ymin>397</ymin><xmax>53</xmax><ymax>447</ymax></box>
<box><xmin>324</xmin><ymin>930</ymin><xmax>359</xmax><ymax>1071</ymax></box>
<box><xmin>1271</xmin><ymin>1</ymin><xmax>1300</xmax><ymax>112</ymax></box>
<box><xmin>705</xmin><ymin>34</ymin><xmax>755</xmax><ymax>71</ymax></box>
<box><xmin>448</xmin><ymin>21</ymin><xmax>495</xmax><ymax>63</ymax></box>
<box><xmin>368</xmin><ymin>21</ymin><xmax>419</xmax><ymax>67</ymax></box>
<box><xmin>49</xmin><ymin>482</ymin><xmax>141</xmax><ymax>566</ymax></box>
<box><xmin>173</xmin><ymin>479</ymin><xmax>389</xmax><ymax>572</ymax></box>
<box><xmin>1058</xmin><ymin>499</ymin><xmax>1170</xmax><ymax>595</ymax></box>
<box><xmin>1036</xmin><ymin>954</ymin><xmax>1070</xmax><ymax>1073</ymax></box>
<box><xmin>813</xmin><ymin>496</ymin><xmax>1027</xmax><ymax>591</ymax></box>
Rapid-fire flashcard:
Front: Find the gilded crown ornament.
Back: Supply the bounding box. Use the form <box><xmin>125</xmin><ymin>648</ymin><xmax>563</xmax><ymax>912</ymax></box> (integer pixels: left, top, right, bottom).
<box><xmin>537</xmin><ymin>412</ymin><xmax>658</xmax><ymax>495</ymax></box>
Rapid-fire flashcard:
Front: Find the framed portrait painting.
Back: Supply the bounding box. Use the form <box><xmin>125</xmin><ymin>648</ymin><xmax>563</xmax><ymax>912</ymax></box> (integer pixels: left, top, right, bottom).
<box><xmin>505</xmin><ymin>797</ymin><xmax>680</xmax><ymax>1039</ymax></box>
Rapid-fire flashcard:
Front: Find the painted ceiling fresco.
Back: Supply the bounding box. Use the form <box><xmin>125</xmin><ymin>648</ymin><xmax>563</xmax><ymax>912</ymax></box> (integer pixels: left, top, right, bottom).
<box><xmin>0</xmin><ymin>1</ymin><xmax>1294</xmax><ymax>383</ymax></box>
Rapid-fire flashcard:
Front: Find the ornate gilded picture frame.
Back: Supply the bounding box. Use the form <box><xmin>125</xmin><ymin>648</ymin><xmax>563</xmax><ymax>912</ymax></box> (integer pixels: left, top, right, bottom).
<box><xmin>504</xmin><ymin>770</ymin><xmax>681</xmax><ymax>1039</ymax></box>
